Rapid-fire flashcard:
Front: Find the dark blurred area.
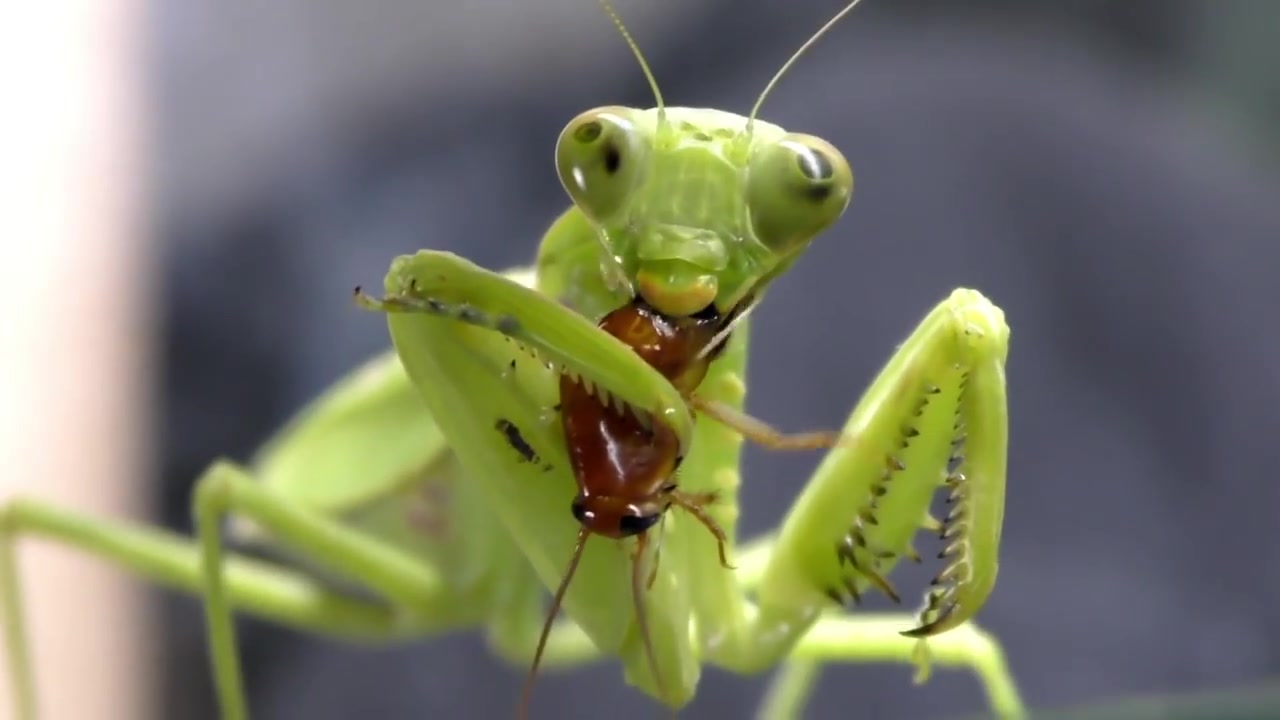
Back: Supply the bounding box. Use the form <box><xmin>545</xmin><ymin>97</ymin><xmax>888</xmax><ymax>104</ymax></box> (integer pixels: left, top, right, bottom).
<box><xmin>151</xmin><ymin>1</ymin><xmax>1280</xmax><ymax>718</ymax></box>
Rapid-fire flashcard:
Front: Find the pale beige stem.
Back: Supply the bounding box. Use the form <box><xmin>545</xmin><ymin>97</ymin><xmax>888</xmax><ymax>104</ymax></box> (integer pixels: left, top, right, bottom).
<box><xmin>0</xmin><ymin>1</ymin><xmax>152</xmax><ymax>719</ymax></box>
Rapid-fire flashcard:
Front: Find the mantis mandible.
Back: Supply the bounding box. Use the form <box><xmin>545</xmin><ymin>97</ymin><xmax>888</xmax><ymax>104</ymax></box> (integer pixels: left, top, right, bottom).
<box><xmin>0</xmin><ymin>1</ymin><xmax>1026</xmax><ymax>718</ymax></box>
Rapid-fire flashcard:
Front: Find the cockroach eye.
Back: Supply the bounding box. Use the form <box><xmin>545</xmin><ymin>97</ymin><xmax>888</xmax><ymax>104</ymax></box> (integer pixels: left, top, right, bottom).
<box><xmin>617</xmin><ymin>512</ymin><xmax>661</xmax><ymax>537</ymax></box>
<box><xmin>570</xmin><ymin>498</ymin><xmax>591</xmax><ymax>525</ymax></box>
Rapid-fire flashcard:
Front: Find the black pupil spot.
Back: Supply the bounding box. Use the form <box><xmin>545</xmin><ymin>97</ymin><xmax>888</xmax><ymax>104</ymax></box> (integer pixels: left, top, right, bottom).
<box><xmin>796</xmin><ymin>147</ymin><xmax>834</xmax><ymax>181</ymax></box>
<box><xmin>618</xmin><ymin>512</ymin><xmax>661</xmax><ymax>537</ymax></box>
<box><xmin>575</xmin><ymin>121</ymin><xmax>603</xmax><ymax>143</ymax></box>
<box><xmin>603</xmin><ymin>143</ymin><xmax>622</xmax><ymax>174</ymax></box>
<box><xmin>803</xmin><ymin>184</ymin><xmax>834</xmax><ymax>203</ymax></box>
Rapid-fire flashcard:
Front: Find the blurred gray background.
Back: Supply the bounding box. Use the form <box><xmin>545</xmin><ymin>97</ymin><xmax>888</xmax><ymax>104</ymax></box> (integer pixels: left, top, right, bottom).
<box><xmin>149</xmin><ymin>1</ymin><xmax>1280</xmax><ymax>718</ymax></box>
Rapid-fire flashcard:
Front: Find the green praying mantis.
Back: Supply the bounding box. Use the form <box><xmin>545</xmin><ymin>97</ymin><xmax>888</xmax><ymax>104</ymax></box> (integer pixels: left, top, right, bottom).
<box><xmin>0</xmin><ymin>0</ymin><xmax>1027</xmax><ymax>718</ymax></box>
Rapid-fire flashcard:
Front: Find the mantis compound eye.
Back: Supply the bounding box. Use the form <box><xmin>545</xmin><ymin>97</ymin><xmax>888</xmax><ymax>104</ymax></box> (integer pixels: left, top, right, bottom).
<box><xmin>745</xmin><ymin>132</ymin><xmax>853</xmax><ymax>254</ymax></box>
<box><xmin>555</xmin><ymin>106</ymin><xmax>648</xmax><ymax>224</ymax></box>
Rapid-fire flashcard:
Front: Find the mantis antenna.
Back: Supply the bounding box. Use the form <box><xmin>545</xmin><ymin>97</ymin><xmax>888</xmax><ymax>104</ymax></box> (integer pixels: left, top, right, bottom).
<box><xmin>746</xmin><ymin>0</ymin><xmax>869</xmax><ymax>138</ymax></box>
<box><xmin>597</xmin><ymin>0</ymin><xmax>667</xmax><ymax>125</ymax></box>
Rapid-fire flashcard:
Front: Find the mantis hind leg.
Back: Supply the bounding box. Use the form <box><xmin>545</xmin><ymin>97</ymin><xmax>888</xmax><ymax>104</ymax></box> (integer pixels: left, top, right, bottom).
<box><xmin>190</xmin><ymin>459</ymin><xmax>496</xmax><ymax>720</ymax></box>
<box><xmin>0</xmin><ymin>457</ymin><xmax>498</xmax><ymax>720</ymax></box>
<box><xmin>757</xmin><ymin>614</ymin><xmax>1023</xmax><ymax>720</ymax></box>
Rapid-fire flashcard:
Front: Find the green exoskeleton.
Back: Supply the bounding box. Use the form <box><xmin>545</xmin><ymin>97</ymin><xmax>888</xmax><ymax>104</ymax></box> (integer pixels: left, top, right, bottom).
<box><xmin>0</xmin><ymin>0</ymin><xmax>1024</xmax><ymax>718</ymax></box>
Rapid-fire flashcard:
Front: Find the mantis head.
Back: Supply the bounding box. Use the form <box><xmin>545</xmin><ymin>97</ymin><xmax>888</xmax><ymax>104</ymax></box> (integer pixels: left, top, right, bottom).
<box><xmin>554</xmin><ymin>0</ymin><xmax>868</xmax><ymax>320</ymax></box>
<box><xmin>555</xmin><ymin>106</ymin><xmax>852</xmax><ymax>319</ymax></box>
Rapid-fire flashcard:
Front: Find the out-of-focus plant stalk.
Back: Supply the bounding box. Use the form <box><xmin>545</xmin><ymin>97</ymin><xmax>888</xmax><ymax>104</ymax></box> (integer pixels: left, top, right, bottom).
<box><xmin>0</xmin><ymin>1</ymin><xmax>154</xmax><ymax>719</ymax></box>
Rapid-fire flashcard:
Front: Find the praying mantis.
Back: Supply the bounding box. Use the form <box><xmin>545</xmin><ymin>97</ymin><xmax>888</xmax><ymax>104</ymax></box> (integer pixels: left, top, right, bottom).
<box><xmin>0</xmin><ymin>0</ymin><xmax>1026</xmax><ymax>717</ymax></box>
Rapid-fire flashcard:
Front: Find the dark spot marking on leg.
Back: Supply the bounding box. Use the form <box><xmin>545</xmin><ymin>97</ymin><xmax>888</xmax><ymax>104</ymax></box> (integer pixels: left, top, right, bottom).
<box><xmin>496</xmin><ymin>315</ymin><xmax>521</xmax><ymax>336</ymax></box>
<box><xmin>457</xmin><ymin>306</ymin><xmax>484</xmax><ymax>325</ymax></box>
<box><xmin>496</xmin><ymin>418</ymin><xmax>539</xmax><ymax>464</ymax></box>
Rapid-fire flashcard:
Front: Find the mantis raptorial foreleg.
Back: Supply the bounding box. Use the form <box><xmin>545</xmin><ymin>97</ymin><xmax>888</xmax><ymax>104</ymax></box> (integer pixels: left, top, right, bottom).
<box><xmin>358</xmin><ymin>251</ymin><xmax>704</xmax><ymax>702</ymax></box>
<box><xmin>656</xmin><ymin>285</ymin><xmax>1012</xmax><ymax>715</ymax></box>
